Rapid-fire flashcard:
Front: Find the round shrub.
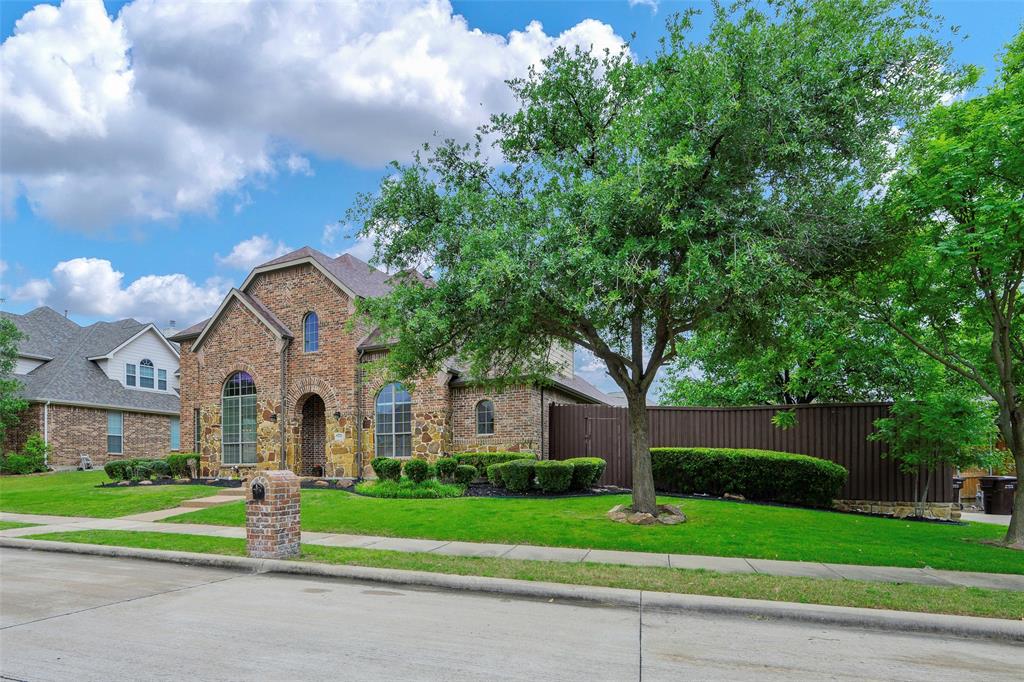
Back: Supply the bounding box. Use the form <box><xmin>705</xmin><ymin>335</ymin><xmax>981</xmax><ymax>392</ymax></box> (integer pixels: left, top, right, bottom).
<box><xmin>1</xmin><ymin>454</ymin><xmax>35</xmax><ymax>475</ymax></box>
<box><xmin>404</xmin><ymin>458</ymin><xmax>431</xmax><ymax>483</ymax></box>
<box><xmin>486</xmin><ymin>462</ymin><xmax>505</xmax><ymax>487</ymax></box>
<box><xmin>371</xmin><ymin>456</ymin><xmax>402</xmax><ymax>482</ymax></box>
<box><xmin>453</xmin><ymin>452</ymin><xmax>537</xmax><ymax>476</ymax></box>
<box><xmin>650</xmin><ymin>447</ymin><xmax>848</xmax><ymax>508</ymax></box>
<box><xmin>499</xmin><ymin>459</ymin><xmax>536</xmax><ymax>493</ymax></box>
<box><xmin>534</xmin><ymin>460</ymin><xmax>573</xmax><ymax>494</ymax></box>
<box><xmin>103</xmin><ymin>460</ymin><xmax>127</xmax><ymax>481</ymax></box>
<box><xmin>435</xmin><ymin>457</ymin><xmax>458</xmax><ymax>481</ymax></box>
<box><xmin>132</xmin><ymin>462</ymin><xmax>154</xmax><ymax>481</ymax></box>
<box><xmin>150</xmin><ymin>460</ymin><xmax>172</xmax><ymax>478</ymax></box>
<box><xmin>564</xmin><ymin>457</ymin><xmax>606</xmax><ymax>490</ymax></box>
<box><xmin>453</xmin><ymin>464</ymin><xmax>477</xmax><ymax>486</ymax></box>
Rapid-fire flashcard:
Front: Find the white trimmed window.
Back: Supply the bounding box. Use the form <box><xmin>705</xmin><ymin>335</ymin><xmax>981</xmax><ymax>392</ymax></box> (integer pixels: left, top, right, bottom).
<box><xmin>125</xmin><ymin>363</ymin><xmax>136</xmax><ymax>386</ymax></box>
<box><xmin>375</xmin><ymin>382</ymin><xmax>412</xmax><ymax>458</ymax></box>
<box><xmin>222</xmin><ymin>371</ymin><xmax>257</xmax><ymax>465</ymax></box>
<box><xmin>476</xmin><ymin>399</ymin><xmax>495</xmax><ymax>435</ymax></box>
<box><xmin>139</xmin><ymin>359</ymin><xmax>155</xmax><ymax>388</ymax></box>
<box><xmin>158</xmin><ymin>369</ymin><xmax>167</xmax><ymax>391</ymax></box>
<box><xmin>107</xmin><ymin>411</ymin><xmax>123</xmax><ymax>454</ymax></box>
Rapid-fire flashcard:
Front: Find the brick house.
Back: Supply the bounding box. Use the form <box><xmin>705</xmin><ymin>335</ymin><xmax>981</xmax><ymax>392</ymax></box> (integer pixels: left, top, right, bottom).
<box><xmin>2</xmin><ymin>307</ymin><xmax>181</xmax><ymax>468</ymax></box>
<box><xmin>169</xmin><ymin>247</ymin><xmax>613</xmax><ymax>478</ymax></box>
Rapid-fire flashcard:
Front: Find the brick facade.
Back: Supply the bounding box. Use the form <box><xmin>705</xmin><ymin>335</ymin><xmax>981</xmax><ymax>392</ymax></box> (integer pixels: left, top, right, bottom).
<box><xmin>3</xmin><ymin>403</ymin><xmax>173</xmax><ymax>468</ymax></box>
<box><xmin>177</xmin><ymin>258</ymin><xmax>596</xmax><ymax>478</ymax></box>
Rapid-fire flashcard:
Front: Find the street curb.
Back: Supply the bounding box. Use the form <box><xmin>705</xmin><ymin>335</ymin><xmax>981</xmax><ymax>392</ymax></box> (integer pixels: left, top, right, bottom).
<box><xmin>3</xmin><ymin>537</ymin><xmax>1022</xmax><ymax>642</ymax></box>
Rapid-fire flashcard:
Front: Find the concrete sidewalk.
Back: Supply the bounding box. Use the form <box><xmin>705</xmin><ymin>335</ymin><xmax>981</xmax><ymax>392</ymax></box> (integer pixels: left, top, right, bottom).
<box><xmin>2</xmin><ymin>510</ymin><xmax>1022</xmax><ymax>592</ymax></box>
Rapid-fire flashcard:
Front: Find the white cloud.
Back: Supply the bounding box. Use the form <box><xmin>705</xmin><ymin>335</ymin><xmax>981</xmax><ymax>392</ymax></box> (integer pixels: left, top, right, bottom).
<box><xmin>339</xmin><ymin>235</ymin><xmax>377</xmax><ymax>263</ymax></box>
<box><xmin>10</xmin><ymin>257</ymin><xmax>227</xmax><ymax>324</ymax></box>
<box><xmin>1</xmin><ymin>0</ymin><xmax>625</xmax><ymax>231</ymax></box>
<box><xmin>321</xmin><ymin>222</ymin><xmax>343</xmax><ymax>246</ymax></box>
<box><xmin>215</xmin><ymin>235</ymin><xmax>293</xmax><ymax>271</ymax></box>
<box><xmin>285</xmin><ymin>154</ymin><xmax>313</xmax><ymax>176</ymax></box>
<box><xmin>628</xmin><ymin>0</ymin><xmax>659</xmax><ymax>11</ymax></box>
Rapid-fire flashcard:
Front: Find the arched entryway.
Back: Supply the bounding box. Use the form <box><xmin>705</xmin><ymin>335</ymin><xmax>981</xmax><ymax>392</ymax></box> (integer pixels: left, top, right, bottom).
<box><xmin>300</xmin><ymin>394</ymin><xmax>326</xmax><ymax>477</ymax></box>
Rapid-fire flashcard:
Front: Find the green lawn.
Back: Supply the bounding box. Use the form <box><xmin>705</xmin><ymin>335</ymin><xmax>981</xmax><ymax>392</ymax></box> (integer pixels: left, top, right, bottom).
<box><xmin>163</xmin><ymin>491</ymin><xmax>1022</xmax><ymax>574</ymax></box>
<box><xmin>0</xmin><ymin>521</ymin><xmax>36</xmax><ymax>530</ymax></box>
<box><xmin>0</xmin><ymin>471</ymin><xmax>220</xmax><ymax>518</ymax></box>
<box><xmin>24</xmin><ymin>529</ymin><xmax>1024</xmax><ymax>621</ymax></box>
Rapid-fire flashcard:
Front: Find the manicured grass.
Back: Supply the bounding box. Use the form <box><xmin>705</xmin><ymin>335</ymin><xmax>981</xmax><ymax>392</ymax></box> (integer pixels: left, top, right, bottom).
<box><xmin>0</xmin><ymin>471</ymin><xmax>220</xmax><ymax>518</ymax></box>
<box><xmin>354</xmin><ymin>478</ymin><xmax>465</xmax><ymax>498</ymax></box>
<box><xmin>0</xmin><ymin>521</ymin><xmax>36</xmax><ymax>530</ymax></box>
<box><xmin>162</xmin><ymin>491</ymin><xmax>1022</xmax><ymax>574</ymax></box>
<box><xmin>24</xmin><ymin>529</ymin><xmax>1024</xmax><ymax>621</ymax></box>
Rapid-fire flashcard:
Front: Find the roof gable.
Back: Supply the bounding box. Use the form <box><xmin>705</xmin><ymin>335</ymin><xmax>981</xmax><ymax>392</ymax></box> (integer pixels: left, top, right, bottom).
<box><xmin>86</xmin><ymin>324</ymin><xmax>180</xmax><ymax>361</ymax></box>
<box><xmin>190</xmin><ymin>289</ymin><xmax>294</xmax><ymax>351</ymax></box>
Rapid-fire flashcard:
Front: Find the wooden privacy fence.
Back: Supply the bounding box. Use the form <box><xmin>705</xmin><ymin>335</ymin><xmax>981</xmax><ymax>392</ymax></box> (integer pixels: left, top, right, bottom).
<box><xmin>548</xmin><ymin>402</ymin><xmax>955</xmax><ymax>502</ymax></box>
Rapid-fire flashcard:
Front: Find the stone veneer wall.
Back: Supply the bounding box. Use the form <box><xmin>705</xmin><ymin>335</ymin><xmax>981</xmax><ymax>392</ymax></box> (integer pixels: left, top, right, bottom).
<box><xmin>834</xmin><ymin>499</ymin><xmax>962</xmax><ymax>521</ymax></box>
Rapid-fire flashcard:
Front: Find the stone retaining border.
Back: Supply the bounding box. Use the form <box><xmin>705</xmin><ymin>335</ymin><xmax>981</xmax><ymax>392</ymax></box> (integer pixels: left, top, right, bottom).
<box><xmin>2</xmin><ymin>537</ymin><xmax>1021</xmax><ymax>643</ymax></box>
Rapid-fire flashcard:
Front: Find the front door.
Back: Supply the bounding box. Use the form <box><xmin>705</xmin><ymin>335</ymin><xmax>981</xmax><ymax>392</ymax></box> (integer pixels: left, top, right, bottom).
<box><xmin>300</xmin><ymin>395</ymin><xmax>326</xmax><ymax>477</ymax></box>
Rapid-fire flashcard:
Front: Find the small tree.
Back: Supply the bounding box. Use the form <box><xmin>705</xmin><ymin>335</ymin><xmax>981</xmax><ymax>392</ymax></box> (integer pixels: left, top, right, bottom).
<box><xmin>350</xmin><ymin>1</ymin><xmax>962</xmax><ymax>514</ymax></box>
<box><xmin>871</xmin><ymin>393</ymin><xmax>997</xmax><ymax>516</ymax></box>
<box><xmin>0</xmin><ymin>318</ymin><xmax>27</xmax><ymax>445</ymax></box>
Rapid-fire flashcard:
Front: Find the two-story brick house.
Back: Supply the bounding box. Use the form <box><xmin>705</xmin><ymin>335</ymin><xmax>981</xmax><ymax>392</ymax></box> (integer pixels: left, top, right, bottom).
<box><xmin>169</xmin><ymin>247</ymin><xmax>612</xmax><ymax>478</ymax></box>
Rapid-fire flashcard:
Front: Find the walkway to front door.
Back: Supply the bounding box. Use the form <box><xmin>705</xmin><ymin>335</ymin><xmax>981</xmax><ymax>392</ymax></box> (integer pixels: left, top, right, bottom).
<box><xmin>300</xmin><ymin>394</ymin><xmax>326</xmax><ymax>477</ymax></box>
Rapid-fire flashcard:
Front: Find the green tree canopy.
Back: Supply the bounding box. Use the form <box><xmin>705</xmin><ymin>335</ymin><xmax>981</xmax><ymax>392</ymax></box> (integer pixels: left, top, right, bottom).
<box><xmin>856</xmin><ymin>28</ymin><xmax>1024</xmax><ymax>545</ymax></box>
<box><xmin>0</xmin><ymin>318</ymin><xmax>28</xmax><ymax>445</ymax></box>
<box><xmin>350</xmin><ymin>0</ymin><xmax>963</xmax><ymax>513</ymax></box>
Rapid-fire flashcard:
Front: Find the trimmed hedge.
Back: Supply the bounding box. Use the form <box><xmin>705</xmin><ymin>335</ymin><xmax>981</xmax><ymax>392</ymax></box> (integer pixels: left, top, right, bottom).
<box><xmin>435</xmin><ymin>457</ymin><xmax>458</xmax><ymax>481</ymax></box>
<box><xmin>453</xmin><ymin>464</ymin><xmax>477</xmax><ymax>487</ymax></box>
<box><xmin>453</xmin><ymin>452</ymin><xmax>537</xmax><ymax>476</ymax></box>
<box><xmin>650</xmin><ymin>447</ymin><xmax>848</xmax><ymax>509</ymax></box>
<box><xmin>1</xmin><ymin>453</ymin><xmax>46</xmax><ymax>475</ymax></box>
<box><xmin>167</xmin><ymin>453</ymin><xmax>200</xmax><ymax>478</ymax></box>
<box><xmin>371</xmin><ymin>457</ymin><xmax>402</xmax><ymax>482</ymax></box>
<box><xmin>486</xmin><ymin>463</ymin><xmax>505</xmax><ymax>486</ymax></box>
<box><xmin>498</xmin><ymin>459</ymin><xmax>536</xmax><ymax>493</ymax></box>
<box><xmin>534</xmin><ymin>460</ymin><xmax>573</xmax><ymax>494</ymax></box>
<box><xmin>404</xmin><ymin>458</ymin><xmax>430</xmax><ymax>483</ymax></box>
<box><xmin>563</xmin><ymin>457</ymin><xmax>606</xmax><ymax>490</ymax></box>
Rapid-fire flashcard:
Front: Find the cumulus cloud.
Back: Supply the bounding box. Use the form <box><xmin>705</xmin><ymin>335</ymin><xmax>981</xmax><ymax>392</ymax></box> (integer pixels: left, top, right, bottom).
<box><xmin>321</xmin><ymin>222</ymin><xmax>343</xmax><ymax>246</ymax></box>
<box><xmin>10</xmin><ymin>257</ymin><xmax>228</xmax><ymax>324</ymax></box>
<box><xmin>215</xmin><ymin>235</ymin><xmax>293</xmax><ymax>271</ymax></box>
<box><xmin>1</xmin><ymin>0</ymin><xmax>624</xmax><ymax>230</ymax></box>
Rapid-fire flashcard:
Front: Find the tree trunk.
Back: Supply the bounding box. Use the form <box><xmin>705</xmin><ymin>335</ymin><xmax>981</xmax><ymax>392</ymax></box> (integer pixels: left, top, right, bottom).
<box><xmin>916</xmin><ymin>467</ymin><xmax>931</xmax><ymax>518</ymax></box>
<box><xmin>626</xmin><ymin>393</ymin><xmax>657</xmax><ymax>514</ymax></box>
<box><xmin>999</xmin><ymin>404</ymin><xmax>1024</xmax><ymax>547</ymax></box>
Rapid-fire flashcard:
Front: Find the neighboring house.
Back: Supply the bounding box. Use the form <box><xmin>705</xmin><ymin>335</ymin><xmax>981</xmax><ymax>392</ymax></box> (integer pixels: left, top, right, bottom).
<box><xmin>1</xmin><ymin>307</ymin><xmax>181</xmax><ymax>468</ymax></box>
<box><xmin>170</xmin><ymin>247</ymin><xmax>612</xmax><ymax>479</ymax></box>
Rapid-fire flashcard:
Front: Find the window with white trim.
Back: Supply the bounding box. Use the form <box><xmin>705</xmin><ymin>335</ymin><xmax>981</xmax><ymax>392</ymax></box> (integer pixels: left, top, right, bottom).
<box><xmin>304</xmin><ymin>312</ymin><xmax>319</xmax><ymax>352</ymax></box>
<box><xmin>125</xmin><ymin>363</ymin><xmax>136</xmax><ymax>386</ymax></box>
<box><xmin>139</xmin><ymin>359</ymin><xmax>155</xmax><ymax>389</ymax></box>
<box><xmin>375</xmin><ymin>382</ymin><xmax>412</xmax><ymax>458</ymax></box>
<box><xmin>222</xmin><ymin>371</ymin><xmax>257</xmax><ymax>465</ymax></box>
<box><xmin>107</xmin><ymin>411</ymin><xmax>123</xmax><ymax>454</ymax></box>
<box><xmin>476</xmin><ymin>399</ymin><xmax>495</xmax><ymax>435</ymax></box>
<box><xmin>158</xmin><ymin>368</ymin><xmax>167</xmax><ymax>391</ymax></box>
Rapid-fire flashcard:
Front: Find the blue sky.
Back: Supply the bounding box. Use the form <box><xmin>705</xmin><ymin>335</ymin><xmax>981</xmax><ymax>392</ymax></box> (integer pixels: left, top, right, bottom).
<box><xmin>1</xmin><ymin>0</ymin><xmax>1020</xmax><ymax>394</ymax></box>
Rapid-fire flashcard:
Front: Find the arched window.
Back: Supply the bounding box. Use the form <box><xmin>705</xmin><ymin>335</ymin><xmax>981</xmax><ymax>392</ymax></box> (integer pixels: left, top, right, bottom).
<box><xmin>222</xmin><ymin>371</ymin><xmax>257</xmax><ymax>465</ymax></box>
<box><xmin>139</xmin><ymin>359</ymin><xmax>155</xmax><ymax>388</ymax></box>
<box><xmin>375</xmin><ymin>382</ymin><xmax>412</xmax><ymax>458</ymax></box>
<box><xmin>303</xmin><ymin>312</ymin><xmax>319</xmax><ymax>352</ymax></box>
<box><xmin>476</xmin><ymin>399</ymin><xmax>495</xmax><ymax>435</ymax></box>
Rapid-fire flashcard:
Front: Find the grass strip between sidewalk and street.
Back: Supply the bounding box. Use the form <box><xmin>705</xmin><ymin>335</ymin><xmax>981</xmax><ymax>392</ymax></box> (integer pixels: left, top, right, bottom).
<box><xmin>22</xmin><ymin>529</ymin><xmax>1024</xmax><ymax>621</ymax></box>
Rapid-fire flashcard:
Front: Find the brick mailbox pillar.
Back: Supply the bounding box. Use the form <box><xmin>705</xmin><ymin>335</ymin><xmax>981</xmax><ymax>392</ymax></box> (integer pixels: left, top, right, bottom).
<box><xmin>246</xmin><ymin>470</ymin><xmax>301</xmax><ymax>559</ymax></box>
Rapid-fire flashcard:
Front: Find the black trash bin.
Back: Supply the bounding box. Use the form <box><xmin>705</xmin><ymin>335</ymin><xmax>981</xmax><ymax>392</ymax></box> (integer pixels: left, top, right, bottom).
<box><xmin>979</xmin><ymin>476</ymin><xmax>1017</xmax><ymax>515</ymax></box>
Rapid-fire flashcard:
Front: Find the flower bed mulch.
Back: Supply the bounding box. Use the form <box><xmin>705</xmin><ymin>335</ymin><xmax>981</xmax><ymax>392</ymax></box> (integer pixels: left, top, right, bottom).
<box><xmin>300</xmin><ymin>479</ymin><xmax>355</xmax><ymax>491</ymax></box>
<box><xmin>97</xmin><ymin>478</ymin><xmax>243</xmax><ymax>489</ymax></box>
<box><xmin>463</xmin><ymin>483</ymin><xmax>630</xmax><ymax>499</ymax></box>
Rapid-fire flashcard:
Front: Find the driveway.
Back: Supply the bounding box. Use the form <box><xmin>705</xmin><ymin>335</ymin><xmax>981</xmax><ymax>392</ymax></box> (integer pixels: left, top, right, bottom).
<box><xmin>0</xmin><ymin>549</ymin><xmax>1019</xmax><ymax>681</ymax></box>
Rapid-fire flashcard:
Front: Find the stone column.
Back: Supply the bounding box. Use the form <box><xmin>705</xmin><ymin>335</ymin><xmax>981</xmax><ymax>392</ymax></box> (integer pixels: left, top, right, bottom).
<box><xmin>246</xmin><ymin>469</ymin><xmax>300</xmax><ymax>559</ymax></box>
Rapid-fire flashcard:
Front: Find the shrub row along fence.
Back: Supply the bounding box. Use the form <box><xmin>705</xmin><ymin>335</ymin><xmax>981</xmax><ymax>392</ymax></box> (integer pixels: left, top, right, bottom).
<box><xmin>548</xmin><ymin>402</ymin><xmax>955</xmax><ymax>502</ymax></box>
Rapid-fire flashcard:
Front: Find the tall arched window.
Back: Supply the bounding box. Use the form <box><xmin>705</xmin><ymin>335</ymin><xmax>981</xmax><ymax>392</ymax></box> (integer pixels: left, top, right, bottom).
<box><xmin>303</xmin><ymin>312</ymin><xmax>319</xmax><ymax>352</ymax></box>
<box><xmin>375</xmin><ymin>382</ymin><xmax>412</xmax><ymax>457</ymax></box>
<box><xmin>222</xmin><ymin>371</ymin><xmax>257</xmax><ymax>465</ymax></box>
<box><xmin>139</xmin><ymin>359</ymin><xmax>155</xmax><ymax>388</ymax></box>
<box><xmin>476</xmin><ymin>399</ymin><xmax>495</xmax><ymax>435</ymax></box>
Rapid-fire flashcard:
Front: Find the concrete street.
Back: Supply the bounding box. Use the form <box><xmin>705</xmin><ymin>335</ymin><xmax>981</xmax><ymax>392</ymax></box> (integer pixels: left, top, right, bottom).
<box><xmin>0</xmin><ymin>549</ymin><xmax>1020</xmax><ymax>681</ymax></box>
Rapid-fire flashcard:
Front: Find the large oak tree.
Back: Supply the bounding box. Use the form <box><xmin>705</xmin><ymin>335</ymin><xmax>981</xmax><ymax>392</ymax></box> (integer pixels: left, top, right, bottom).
<box><xmin>350</xmin><ymin>0</ymin><xmax>961</xmax><ymax>514</ymax></box>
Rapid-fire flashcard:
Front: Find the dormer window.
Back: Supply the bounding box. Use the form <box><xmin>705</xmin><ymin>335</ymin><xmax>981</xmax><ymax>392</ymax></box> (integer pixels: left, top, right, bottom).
<box><xmin>304</xmin><ymin>312</ymin><xmax>319</xmax><ymax>353</ymax></box>
<box><xmin>139</xmin><ymin>359</ymin><xmax>155</xmax><ymax>388</ymax></box>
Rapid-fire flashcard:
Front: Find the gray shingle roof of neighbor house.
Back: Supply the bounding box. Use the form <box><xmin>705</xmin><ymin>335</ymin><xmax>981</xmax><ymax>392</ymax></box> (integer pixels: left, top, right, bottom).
<box><xmin>448</xmin><ymin>371</ymin><xmax>615</xmax><ymax>405</ymax></box>
<box><xmin>2</xmin><ymin>307</ymin><xmax>180</xmax><ymax>415</ymax></box>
